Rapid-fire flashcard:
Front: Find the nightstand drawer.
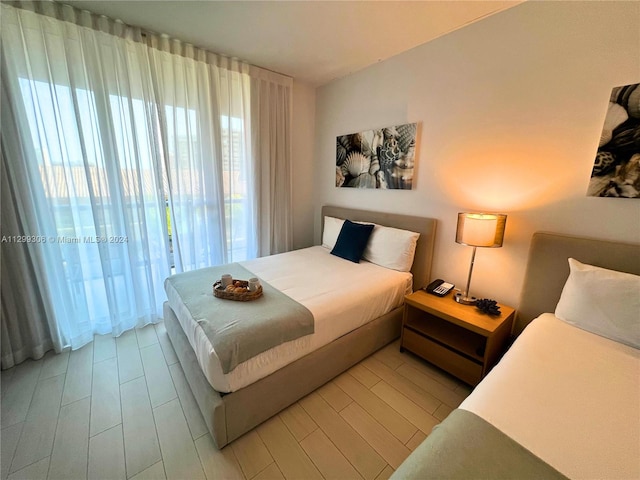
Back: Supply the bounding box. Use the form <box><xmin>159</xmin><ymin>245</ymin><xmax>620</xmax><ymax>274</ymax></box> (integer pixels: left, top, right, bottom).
<box><xmin>402</xmin><ymin>328</ymin><xmax>483</xmax><ymax>385</ymax></box>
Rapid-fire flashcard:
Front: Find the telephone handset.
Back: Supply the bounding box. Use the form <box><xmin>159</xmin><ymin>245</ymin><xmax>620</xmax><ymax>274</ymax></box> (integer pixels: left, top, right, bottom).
<box><xmin>424</xmin><ymin>279</ymin><xmax>455</xmax><ymax>297</ymax></box>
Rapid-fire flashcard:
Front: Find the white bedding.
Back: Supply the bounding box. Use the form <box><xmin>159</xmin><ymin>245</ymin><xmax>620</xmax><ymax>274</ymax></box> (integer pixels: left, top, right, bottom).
<box><xmin>166</xmin><ymin>246</ymin><xmax>412</xmax><ymax>392</ymax></box>
<box><xmin>461</xmin><ymin>313</ymin><xmax>640</xmax><ymax>479</ymax></box>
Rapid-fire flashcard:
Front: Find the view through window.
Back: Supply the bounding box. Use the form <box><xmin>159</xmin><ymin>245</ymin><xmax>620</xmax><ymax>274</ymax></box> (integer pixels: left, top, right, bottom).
<box><xmin>20</xmin><ymin>78</ymin><xmax>250</xmax><ymax>277</ymax></box>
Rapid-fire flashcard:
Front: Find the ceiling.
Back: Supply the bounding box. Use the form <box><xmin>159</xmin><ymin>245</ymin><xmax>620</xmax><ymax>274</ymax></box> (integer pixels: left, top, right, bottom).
<box><xmin>66</xmin><ymin>1</ymin><xmax>522</xmax><ymax>86</ymax></box>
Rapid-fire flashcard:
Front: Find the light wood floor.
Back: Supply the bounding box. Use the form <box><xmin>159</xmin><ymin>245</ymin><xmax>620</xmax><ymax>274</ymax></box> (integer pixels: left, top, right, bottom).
<box><xmin>0</xmin><ymin>322</ymin><xmax>472</xmax><ymax>480</ymax></box>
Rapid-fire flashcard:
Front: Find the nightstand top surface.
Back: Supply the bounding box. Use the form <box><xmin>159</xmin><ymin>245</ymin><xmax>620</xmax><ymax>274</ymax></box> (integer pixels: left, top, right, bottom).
<box><xmin>404</xmin><ymin>290</ymin><xmax>515</xmax><ymax>336</ymax></box>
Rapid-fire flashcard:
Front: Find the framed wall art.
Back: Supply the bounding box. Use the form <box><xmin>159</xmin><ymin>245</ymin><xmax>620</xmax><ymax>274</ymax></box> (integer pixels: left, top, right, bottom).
<box><xmin>587</xmin><ymin>82</ymin><xmax>640</xmax><ymax>198</ymax></box>
<box><xmin>336</xmin><ymin>122</ymin><xmax>418</xmax><ymax>190</ymax></box>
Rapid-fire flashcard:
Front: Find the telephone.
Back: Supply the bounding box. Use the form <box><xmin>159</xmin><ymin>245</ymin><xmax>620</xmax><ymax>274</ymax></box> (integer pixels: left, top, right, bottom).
<box><xmin>424</xmin><ymin>279</ymin><xmax>455</xmax><ymax>297</ymax></box>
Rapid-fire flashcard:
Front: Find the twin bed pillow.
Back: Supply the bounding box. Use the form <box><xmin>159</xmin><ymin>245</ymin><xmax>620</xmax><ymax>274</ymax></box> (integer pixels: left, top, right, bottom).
<box><xmin>322</xmin><ymin>216</ymin><xmax>346</xmax><ymax>250</ymax></box>
<box><xmin>362</xmin><ymin>222</ymin><xmax>420</xmax><ymax>272</ymax></box>
<box><xmin>555</xmin><ymin>258</ymin><xmax>640</xmax><ymax>349</ymax></box>
<box><xmin>322</xmin><ymin>216</ymin><xmax>420</xmax><ymax>272</ymax></box>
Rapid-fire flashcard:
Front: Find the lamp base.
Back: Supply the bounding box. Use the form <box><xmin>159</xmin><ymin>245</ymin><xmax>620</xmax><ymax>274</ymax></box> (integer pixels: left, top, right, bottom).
<box><xmin>454</xmin><ymin>292</ymin><xmax>477</xmax><ymax>305</ymax></box>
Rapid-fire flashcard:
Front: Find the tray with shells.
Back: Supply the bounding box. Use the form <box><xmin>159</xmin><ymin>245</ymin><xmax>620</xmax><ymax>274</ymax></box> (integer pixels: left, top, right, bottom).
<box><xmin>213</xmin><ymin>279</ymin><xmax>263</xmax><ymax>301</ymax></box>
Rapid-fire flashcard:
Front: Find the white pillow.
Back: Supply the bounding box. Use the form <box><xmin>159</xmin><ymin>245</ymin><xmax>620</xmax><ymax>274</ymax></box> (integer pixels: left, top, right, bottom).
<box><xmin>322</xmin><ymin>216</ymin><xmax>345</xmax><ymax>249</ymax></box>
<box><xmin>555</xmin><ymin>258</ymin><xmax>640</xmax><ymax>349</ymax></box>
<box><xmin>363</xmin><ymin>224</ymin><xmax>420</xmax><ymax>272</ymax></box>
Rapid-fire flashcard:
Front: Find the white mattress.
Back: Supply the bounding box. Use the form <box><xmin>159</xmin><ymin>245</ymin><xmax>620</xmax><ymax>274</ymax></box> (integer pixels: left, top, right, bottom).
<box><xmin>461</xmin><ymin>313</ymin><xmax>640</xmax><ymax>479</ymax></box>
<box><xmin>166</xmin><ymin>246</ymin><xmax>412</xmax><ymax>392</ymax></box>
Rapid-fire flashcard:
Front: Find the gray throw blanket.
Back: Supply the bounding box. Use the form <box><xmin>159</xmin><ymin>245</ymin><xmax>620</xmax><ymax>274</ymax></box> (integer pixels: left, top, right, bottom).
<box><xmin>165</xmin><ymin>263</ymin><xmax>314</xmax><ymax>374</ymax></box>
<box><xmin>391</xmin><ymin>409</ymin><xmax>568</xmax><ymax>479</ymax></box>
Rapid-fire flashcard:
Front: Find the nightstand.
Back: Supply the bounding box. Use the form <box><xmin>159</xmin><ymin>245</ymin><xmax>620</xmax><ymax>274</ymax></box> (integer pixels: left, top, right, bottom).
<box><xmin>401</xmin><ymin>290</ymin><xmax>515</xmax><ymax>386</ymax></box>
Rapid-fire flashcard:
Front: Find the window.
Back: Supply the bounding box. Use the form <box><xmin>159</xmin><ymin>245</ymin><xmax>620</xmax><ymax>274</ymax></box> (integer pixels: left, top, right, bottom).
<box><xmin>221</xmin><ymin>114</ymin><xmax>249</xmax><ymax>261</ymax></box>
<box><xmin>20</xmin><ymin>78</ymin><xmax>250</xmax><ymax>276</ymax></box>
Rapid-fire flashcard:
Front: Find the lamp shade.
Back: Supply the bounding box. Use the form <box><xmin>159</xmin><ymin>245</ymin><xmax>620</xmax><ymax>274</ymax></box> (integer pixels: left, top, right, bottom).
<box><xmin>456</xmin><ymin>213</ymin><xmax>507</xmax><ymax>248</ymax></box>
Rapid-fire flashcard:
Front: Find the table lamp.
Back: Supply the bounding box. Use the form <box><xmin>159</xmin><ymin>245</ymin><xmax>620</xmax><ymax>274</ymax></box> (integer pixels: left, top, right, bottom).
<box><xmin>454</xmin><ymin>212</ymin><xmax>507</xmax><ymax>305</ymax></box>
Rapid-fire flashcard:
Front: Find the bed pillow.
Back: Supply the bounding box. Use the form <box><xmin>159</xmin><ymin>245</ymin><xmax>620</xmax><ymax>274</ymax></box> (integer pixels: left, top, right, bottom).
<box><xmin>322</xmin><ymin>216</ymin><xmax>345</xmax><ymax>249</ymax></box>
<box><xmin>330</xmin><ymin>220</ymin><xmax>375</xmax><ymax>263</ymax></box>
<box><xmin>363</xmin><ymin>225</ymin><xmax>420</xmax><ymax>272</ymax></box>
<box><xmin>555</xmin><ymin>258</ymin><xmax>640</xmax><ymax>349</ymax></box>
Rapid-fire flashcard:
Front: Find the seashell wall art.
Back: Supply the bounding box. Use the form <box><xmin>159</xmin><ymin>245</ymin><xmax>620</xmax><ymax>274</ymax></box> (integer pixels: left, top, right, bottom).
<box><xmin>336</xmin><ymin>123</ymin><xmax>418</xmax><ymax>189</ymax></box>
<box><xmin>588</xmin><ymin>82</ymin><xmax>640</xmax><ymax>198</ymax></box>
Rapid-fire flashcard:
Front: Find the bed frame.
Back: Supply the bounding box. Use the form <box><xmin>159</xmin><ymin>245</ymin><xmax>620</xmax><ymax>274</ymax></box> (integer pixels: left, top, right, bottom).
<box><xmin>163</xmin><ymin>206</ymin><xmax>437</xmax><ymax>448</ymax></box>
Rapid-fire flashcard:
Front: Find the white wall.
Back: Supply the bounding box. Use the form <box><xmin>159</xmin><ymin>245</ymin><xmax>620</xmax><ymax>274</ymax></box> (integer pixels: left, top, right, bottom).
<box><xmin>313</xmin><ymin>1</ymin><xmax>640</xmax><ymax>308</ymax></box>
<box><xmin>291</xmin><ymin>80</ymin><xmax>316</xmax><ymax>249</ymax></box>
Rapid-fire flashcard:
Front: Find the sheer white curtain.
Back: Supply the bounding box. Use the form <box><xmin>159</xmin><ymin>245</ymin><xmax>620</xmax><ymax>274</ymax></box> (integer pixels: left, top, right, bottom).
<box><xmin>147</xmin><ymin>38</ymin><xmax>255</xmax><ymax>270</ymax></box>
<box><xmin>0</xmin><ymin>2</ymin><xmax>293</xmax><ymax>366</ymax></box>
<box><xmin>1</xmin><ymin>3</ymin><xmax>170</xmax><ymax>358</ymax></box>
<box><xmin>1</xmin><ymin>86</ymin><xmax>63</xmax><ymax>368</ymax></box>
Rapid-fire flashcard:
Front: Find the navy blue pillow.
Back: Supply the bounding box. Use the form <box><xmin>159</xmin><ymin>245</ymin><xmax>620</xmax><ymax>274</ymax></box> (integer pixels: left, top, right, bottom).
<box><xmin>330</xmin><ymin>220</ymin><xmax>374</xmax><ymax>263</ymax></box>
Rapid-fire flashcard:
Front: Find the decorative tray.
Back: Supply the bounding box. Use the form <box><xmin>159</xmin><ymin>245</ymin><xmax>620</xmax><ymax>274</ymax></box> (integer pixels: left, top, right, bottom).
<box><xmin>213</xmin><ymin>279</ymin><xmax>263</xmax><ymax>301</ymax></box>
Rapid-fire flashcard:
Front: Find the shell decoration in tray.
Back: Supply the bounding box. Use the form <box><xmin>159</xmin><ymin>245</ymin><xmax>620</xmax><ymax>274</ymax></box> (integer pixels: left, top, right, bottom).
<box><xmin>213</xmin><ymin>279</ymin><xmax>263</xmax><ymax>301</ymax></box>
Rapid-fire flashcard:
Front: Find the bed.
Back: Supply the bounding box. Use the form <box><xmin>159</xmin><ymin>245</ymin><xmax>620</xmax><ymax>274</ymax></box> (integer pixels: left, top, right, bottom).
<box><xmin>163</xmin><ymin>205</ymin><xmax>437</xmax><ymax>448</ymax></box>
<box><xmin>392</xmin><ymin>232</ymin><xmax>640</xmax><ymax>479</ymax></box>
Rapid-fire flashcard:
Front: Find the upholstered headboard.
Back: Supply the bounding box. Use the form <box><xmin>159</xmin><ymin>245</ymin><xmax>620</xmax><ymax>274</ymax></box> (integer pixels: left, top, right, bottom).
<box><xmin>321</xmin><ymin>205</ymin><xmax>437</xmax><ymax>290</ymax></box>
<box><xmin>514</xmin><ymin>231</ymin><xmax>640</xmax><ymax>337</ymax></box>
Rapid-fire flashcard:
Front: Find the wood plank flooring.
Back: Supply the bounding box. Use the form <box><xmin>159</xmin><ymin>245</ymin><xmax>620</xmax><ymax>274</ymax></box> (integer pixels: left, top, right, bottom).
<box><xmin>0</xmin><ymin>323</ymin><xmax>472</xmax><ymax>480</ymax></box>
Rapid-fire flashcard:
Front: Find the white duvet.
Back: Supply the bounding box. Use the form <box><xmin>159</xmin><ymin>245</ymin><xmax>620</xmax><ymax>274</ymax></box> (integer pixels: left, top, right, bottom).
<box><xmin>165</xmin><ymin>246</ymin><xmax>412</xmax><ymax>392</ymax></box>
<box><xmin>461</xmin><ymin>313</ymin><xmax>640</xmax><ymax>479</ymax></box>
